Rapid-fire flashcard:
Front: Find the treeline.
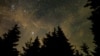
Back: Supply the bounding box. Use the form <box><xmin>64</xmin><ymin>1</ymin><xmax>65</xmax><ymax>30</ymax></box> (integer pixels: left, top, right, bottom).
<box><xmin>21</xmin><ymin>26</ymin><xmax>75</xmax><ymax>56</ymax></box>
<box><xmin>0</xmin><ymin>24</ymin><xmax>99</xmax><ymax>56</ymax></box>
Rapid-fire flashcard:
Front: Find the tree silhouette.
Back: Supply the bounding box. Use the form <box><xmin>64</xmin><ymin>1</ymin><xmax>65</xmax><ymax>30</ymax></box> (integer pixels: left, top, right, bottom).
<box><xmin>75</xmin><ymin>50</ymin><xmax>83</xmax><ymax>56</ymax></box>
<box><xmin>85</xmin><ymin>0</ymin><xmax>100</xmax><ymax>56</ymax></box>
<box><xmin>40</xmin><ymin>26</ymin><xmax>74</xmax><ymax>56</ymax></box>
<box><xmin>81</xmin><ymin>43</ymin><xmax>91</xmax><ymax>56</ymax></box>
<box><xmin>21</xmin><ymin>37</ymin><xmax>40</xmax><ymax>56</ymax></box>
<box><xmin>84</xmin><ymin>0</ymin><xmax>100</xmax><ymax>9</ymax></box>
<box><xmin>74</xmin><ymin>46</ymin><xmax>83</xmax><ymax>56</ymax></box>
<box><xmin>0</xmin><ymin>24</ymin><xmax>20</xmax><ymax>56</ymax></box>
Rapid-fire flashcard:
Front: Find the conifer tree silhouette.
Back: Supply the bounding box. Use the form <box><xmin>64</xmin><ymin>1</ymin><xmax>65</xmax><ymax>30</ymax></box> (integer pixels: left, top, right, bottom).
<box><xmin>41</xmin><ymin>26</ymin><xmax>74</xmax><ymax>56</ymax></box>
<box><xmin>75</xmin><ymin>50</ymin><xmax>83</xmax><ymax>56</ymax></box>
<box><xmin>57</xmin><ymin>26</ymin><xmax>75</xmax><ymax>56</ymax></box>
<box><xmin>74</xmin><ymin>46</ymin><xmax>83</xmax><ymax>56</ymax></box>
<box><xmin>85</xmin><ymin>0</ymin><xmax>100</xmax><ymax>56</ymax></box>
<box><xmin>21</xmin><ymin>37</ymin><xmax>40</xmax><ymax>56</ymax></box>
<box><xmin>81</xmin><ymin>43</ymin><xmax>91</xmax><ymax>56</ymax></box>
<box><xmin>0</xmin><ymin>24</ymin><xmax>20</xmax><ymax>56</ymax></box>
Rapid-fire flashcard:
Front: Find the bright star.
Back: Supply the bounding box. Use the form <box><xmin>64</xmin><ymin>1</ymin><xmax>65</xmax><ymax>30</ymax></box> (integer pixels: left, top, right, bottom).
<box><xmin>32</xmin><ymin>32</ymin><xmax>34</xmax><ymax>35</ymax></box>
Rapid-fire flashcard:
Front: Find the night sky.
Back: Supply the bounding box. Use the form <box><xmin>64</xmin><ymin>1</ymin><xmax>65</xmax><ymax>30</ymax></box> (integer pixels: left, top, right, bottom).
<box><xmin>0</xmin><ymin>0</ymin><xmax>95</xmax><ymax>54</ymax></box>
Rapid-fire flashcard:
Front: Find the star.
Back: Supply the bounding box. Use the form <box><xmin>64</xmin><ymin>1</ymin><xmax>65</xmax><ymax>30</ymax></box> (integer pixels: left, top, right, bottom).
<box><xmin>24</xmin><ymin>10</ymin><xmax>27</xmax><ymax>13</ymax></box>
<box><xmin>32</xmin><ymin>32</ymin><xmax>34</xmax><ymax>35</ymax></box>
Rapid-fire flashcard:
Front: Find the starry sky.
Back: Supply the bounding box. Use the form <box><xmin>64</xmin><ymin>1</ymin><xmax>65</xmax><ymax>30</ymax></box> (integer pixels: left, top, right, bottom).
<box><xmin>0</xmin><ymin>0</ymin><xmax>95</xmax><ymax>54</ymax></box>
